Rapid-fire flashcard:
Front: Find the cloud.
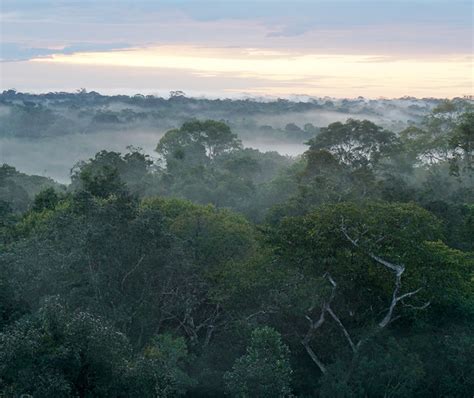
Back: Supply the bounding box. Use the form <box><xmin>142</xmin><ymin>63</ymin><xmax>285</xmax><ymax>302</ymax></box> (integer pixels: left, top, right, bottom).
<box><xmin>1</xmin><ymin>42</ymin><xmax>131</xmax><ymax>62</ymax></box>
<box><xmin>1</xmin><ymin>43</ymin><xmax>56</xmax><ymax>62</ymax></box>
<box><xmin>0</xmin><ymin>44</ymin><xmax>467</xmax><ymax>98</ymax></box>
<box><xmin>1</xmin><ymin>0</ymin><xmax>472</xmax><ymax>55</ymax></box>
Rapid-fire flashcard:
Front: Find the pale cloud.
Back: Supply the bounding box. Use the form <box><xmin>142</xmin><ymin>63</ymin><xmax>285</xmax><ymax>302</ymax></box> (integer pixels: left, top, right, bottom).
<box><xmin>1</xmin><ymin>45</ymin><xmax>467</xmax><ymax>98</ymax></box>
<box><xmin>1</xmin><ymin>1</ymin><xmax>472</xmax><ymax>58</ymax></box>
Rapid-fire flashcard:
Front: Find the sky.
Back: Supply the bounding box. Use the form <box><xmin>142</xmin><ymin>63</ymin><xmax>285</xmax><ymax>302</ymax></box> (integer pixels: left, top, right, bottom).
<box><xmin>0</xmin><ymin>0</ymin><xmax>472</xmax><ymax>98</ymax></box>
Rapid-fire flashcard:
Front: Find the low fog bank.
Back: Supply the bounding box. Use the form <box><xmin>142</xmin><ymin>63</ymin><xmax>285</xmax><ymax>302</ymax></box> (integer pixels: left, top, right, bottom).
<box><xmin>3</xmin><ymin>91</ymin><xmax>469</xmax><ymax>183</ymax></box>
<box><xmin>1</xmin><ymin>130</ymin><xmax>306</xmax><ymax>183</ymax></box>
<box><xmin>0</xmin><ymin>129</ymin><xmax>164</xmax><ymax>183</ymax></box>
<box><xmin>242</xmin><ymin>139</ymin><xmax>306</xmax><ymax>157</ymax></box>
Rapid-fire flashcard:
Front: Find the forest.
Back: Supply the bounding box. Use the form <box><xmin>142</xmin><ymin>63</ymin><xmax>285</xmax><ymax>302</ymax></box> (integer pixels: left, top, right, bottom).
<box><xmin>0</xmin><ymin>94</ymin><xmax>473</xmax><ymax>397</ymax></box>
<box><xmin>0</xmin><ymin>90</ymin><xmax>452</xmax><ymax>182</ymax></box>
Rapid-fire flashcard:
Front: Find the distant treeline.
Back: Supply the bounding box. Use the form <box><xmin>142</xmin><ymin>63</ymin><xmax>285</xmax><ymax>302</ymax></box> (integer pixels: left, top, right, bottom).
<box><xmin>2</xmin><ymin>90</ymin><xmax>471</xmax><ymax>141</ymax></box>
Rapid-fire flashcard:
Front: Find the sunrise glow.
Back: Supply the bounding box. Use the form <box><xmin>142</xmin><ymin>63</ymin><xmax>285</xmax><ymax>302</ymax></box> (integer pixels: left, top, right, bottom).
<box><xmin>31</xmin><ymin>46</ymin><xmax>473</xmax><ymax>97</ymax></box>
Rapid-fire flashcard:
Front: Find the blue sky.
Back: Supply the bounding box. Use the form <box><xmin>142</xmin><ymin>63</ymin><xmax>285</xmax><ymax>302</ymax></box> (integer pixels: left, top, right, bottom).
<box><xmin>1</xmin><ymin>0</ymin><xmax>472</xmax><ymax>97</ymax></box>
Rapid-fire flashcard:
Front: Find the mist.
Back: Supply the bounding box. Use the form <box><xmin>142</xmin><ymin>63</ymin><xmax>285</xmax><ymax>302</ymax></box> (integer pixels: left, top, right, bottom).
<box><xmin>0</xmin><ymin>91</ymin><xmax>441</xmax><ymax>183</ymax></box>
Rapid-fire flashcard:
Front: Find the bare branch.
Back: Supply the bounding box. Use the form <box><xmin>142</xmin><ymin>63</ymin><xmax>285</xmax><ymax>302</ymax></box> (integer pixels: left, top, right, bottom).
<box><xmin>367</xmin><ymin>252</ymin><xmax>404</xmax><ymax>275</ymax></box>
<box><xmin>339</xmin><ymin>220</ymin><xmax>428</xmax><ymax>329</ymax></box>
<box><xmin>327</xmin><ymin>306</ymin><xmax>356</xmax><ymax>353</ymax></box>
<box><xmin>340</xmin><ymin>219</ymin><xmax>404</xmax><ymax>275</ymax></box>
<box><xmin>246</xmin><ymin>309</ymin><xmax>277</xmax><ymax>321</ymax></box>
<box><xmin>379</xmin><ymin>271</ymin><xmax>402</xmax><ymax>328</ymax></box>
<box><xmin>304</xmin><ymin>306</ymin><xmax>326</xmax><ymax>335</ymax></box>
<box><xmin>402</xmin><ymin>301</ymin><xmax>431</xmax><ymax>310</ymax></box>
<box><xmin>301</xmin><ymin>339</ymin><xmax>327</xmax><ymax>374</ymax></box>
<box><xmin>302</xmin><ymin>303</ymin><xmax>327</xmax><ymax>373</ymax></box>
<box><xmin>301</xmin><ymin>273</ymin><xmax>355</xmax><ymax>371</ymax></box>
<box><xmin>322</xmin><ymin>273</ymin><xmax>357</xmax><ymax>352</ymax></box>
<box><xmin>396</xmin><ymin>288</ymin><xmax>422</xmax><ymax>302</ymax></box>
<box><xmin>325</xmin><ymin>273</ymin><xmax>337</xmax><ymax>288</ymax></box>
<box><xmin>121</xmin><ymin>255</ymin><xmax>145</xmax><ymax>291</ymax></box>
<box><xmin>378</xmin><ymin>277</ymin><xmax>424</xmax><ymax>328</ymax></box>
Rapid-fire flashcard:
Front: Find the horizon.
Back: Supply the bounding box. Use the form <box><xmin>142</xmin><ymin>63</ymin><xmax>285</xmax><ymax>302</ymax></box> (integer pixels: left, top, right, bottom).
<box><xmin>2</xmin><ymin>88</ymin><xmax>472</xmax><ymax>101</ymax></box>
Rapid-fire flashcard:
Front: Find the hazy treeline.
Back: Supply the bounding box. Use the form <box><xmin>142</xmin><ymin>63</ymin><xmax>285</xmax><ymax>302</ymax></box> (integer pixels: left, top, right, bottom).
<box><xmin>1</xmin><ymin>89</ymin><xmax>451</xmax><ymax>140</ymax></box>
<box><xmin>0</xmin><ymin>97</ymin><xmax>473</xmax><ymax>397</ymax></box>
<box><xmin>3</xmin><ymin>90</ymin><xmax>472</xmax><ymax>182</ymax></box>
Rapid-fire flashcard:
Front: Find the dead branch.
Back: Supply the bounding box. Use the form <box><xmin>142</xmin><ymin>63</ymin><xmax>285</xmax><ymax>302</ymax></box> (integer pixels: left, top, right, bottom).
<box><xmin>302</xmin><ymin>306</ymin><xmax>327</xmax><ymax>374</ymax></box>
<box><xmin>121</xmin><ymin>255</ymin><xmax>145</xmax><ymax>291</ymax></box>
<box><xmin>340</xmin><ymin>219</ymin><xmax>426</xmax><ymax>329</ymax></box>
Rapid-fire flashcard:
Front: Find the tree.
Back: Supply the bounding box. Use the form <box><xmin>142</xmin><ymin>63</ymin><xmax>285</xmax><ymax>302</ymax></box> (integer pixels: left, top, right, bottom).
<box><xmin>224</xmin><ymin>327</ymin><xmax>293</xmax><ymax>397</ymax></box>
<box><xmin>32</xmin><ymin>187</ymin><xmax>60</xmax><ymax>212</ymax></box>
<box><xmin>399</xmin><ymin>107</ymin><xmax>473</xmax><ymax>168</ymax></box>
<box><xmin>0</xmin><ymin>298</ymin><xmax>195</xmax><ymax>398</ymax></box>
<box><xmin>0</xmin><ymin>298</ymin><xmax>131</xmax><ymax>397</ymax></box>
<box><xmin>71</xmin><ymin>149</ymin><xmax>155</xmax><ymax>198</ymax></box>
<box><xmin>266</xmin><ymin>202</ymin><xmax>471</xmax><ymax>375</ymax></box>
<box><xmin>125</xmin><ymin>334</ymin><xmax>195</xmax><ymax>397</ymax></box>
<box><xmin>318</xmin><ymin>337</ymin><xmax>425</xmax><ymax>398</ymax></box>
<box><xmin>0</xmin><ymin>164</ymin><xmax>32</xmax><ymax>213</ymax></box>
<box><xmin>156</xmin><ymin>120</ymin><xmax>241</xmax><ymax>165</ymax></box>
<box><xmin>449</xmin><ymin>111</ymin><xmax>474</xmax><ymax>174</ymax></box>
<box><xmin>307</xmin><ymin>119</ymin><xmax>397</xmax><ymax>170</ymax></box>
<box><xmin>78</xmin><ymin>164</ymin><xmax>125</xmax><ymax>198</ymax></box>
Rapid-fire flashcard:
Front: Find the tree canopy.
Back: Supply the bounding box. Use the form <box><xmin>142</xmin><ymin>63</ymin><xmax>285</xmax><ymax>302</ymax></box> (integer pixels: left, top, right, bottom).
<box><xmin>1</xmin><ymin>108</ymin><xmax>473</xmax><ymax>397</ymax></box>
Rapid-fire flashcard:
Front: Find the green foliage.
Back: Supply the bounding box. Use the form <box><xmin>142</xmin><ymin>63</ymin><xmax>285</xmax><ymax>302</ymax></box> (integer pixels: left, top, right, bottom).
<box><xmin>405</xmin><ymin>325</ymin><xmax>474</xmax><ymax>397</ymax></box>
<box><xmin>0</xmin><ymin>298</ymin><xmax>131</xmax><ymax>397</ymax></box>
<box><xmin>1</xmin><ymin>109</ymin><xmax>473</xmax><ymax>396</ymax></box>
<box><xmin>156</xmin><ymin>119</ymin><xmax>241</xmax><ymax>165</ymax></box>
<box><xmin>319</xmin><ymin>338</ymin><xmax>425</xmax><ymax>398</ymax></box>
<box><xmin>224</xmin><ymin>327</ymin><xmax>293</xmax><ymax>398</ymax></box>
<box><xmin>154</xmin><ymin>122</ymin><xmax>293</xmax><ymax>219</ymax></box>
<box><xmin>71</xmin><ymin>149</ymin><xmax>157</xmax><ymax>198</ymax></box>
<box><xmin>307</xmin><ymin>119</ymin><xmax>398</xmax><ymax>170</ymax></box>
<box><xmin>0</xmin><ymin>164</ymin><xmax>62</xmax><ymax>213</ymax></box>
<box><xmin>32</xmin><ymin>187</ymin><xmax>60</xmax><ymax>212</ymax></box>
<box><xmin>0</xmin><ymin>299</ymin><xmax>194</xmax><ymax>397</ymax></box>
<box><xmin>268</xmin><ymin>201</ymin><xmax>471</xmax><ymax>319</ymax></box>
<box><xmin>449</xmin><ymin>111</ymin><xmax>474</xmax><ymax>174</ymax></box>
<box><xmin>125</xmin><ymin>334</ymin><xmax>195</xmax><ymax>397</ymax></box>
<box><xmin>143</xmin><ymin>197</ymin><xmax>257</xmax><ymax>270</ymax></box>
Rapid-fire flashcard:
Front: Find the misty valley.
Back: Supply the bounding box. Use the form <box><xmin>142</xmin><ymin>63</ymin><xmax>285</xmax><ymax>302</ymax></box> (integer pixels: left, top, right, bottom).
<box><xmin>0</xmin><ymin>90</ymin><xmax>443</xmax><ymax>182</ymax></box>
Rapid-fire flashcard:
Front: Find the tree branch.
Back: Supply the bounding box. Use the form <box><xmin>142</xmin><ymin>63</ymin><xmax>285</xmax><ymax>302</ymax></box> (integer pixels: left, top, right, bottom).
<box><xmin>323</xmin><ymin>273</ymin><xmax>357</xmax><ymax>352</ymax></box>
<box><xmin>121</xmin><ymin>255</ymin><xmax>145</xmax><ymax>291</ymax></box>
<box><xmin>302</xmin><ymin>301</ymin><xmax>327</xmax><ymax>373</ymax></box>
<box><xmin>301</xmin><ymin>272</ymin><xmax>345</xmax><ymax>372</ymax></box>
<box><xmin>301</xmin><ymin>339</ymin><xmax>327</xmax><ymax>374</ymax></box>
<box><xmin>327</xmin><ymin>306</ymin><xmax>356</xmax><ymax>353</ymax></box>
<box><xmin>396</xmin><ymin>288</ymin><xmax>423</xmax><ymax>302</ymax></box>
<box><xmin>340</xmin><ymin>220</ymin><xmax>427</xmax><ymax>329</ymax></box>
